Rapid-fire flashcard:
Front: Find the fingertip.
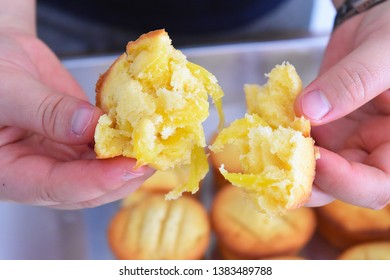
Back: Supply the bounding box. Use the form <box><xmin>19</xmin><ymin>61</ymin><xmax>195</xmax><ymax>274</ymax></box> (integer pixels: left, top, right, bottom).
<box><xmin>121</xmin><ymin>164</ymin><xmax>156</xmax><ymax>182</ymax></box>
<box><xmin>295</xmin><ymin>88</ymin><xmax>332</xmax><ymax>125</ymax></box>
<box><xmin>69</xmin><ymin>104</ymin><xmax>102</xmax><ymax>143</ymax></box>
<box><xmin>70</xmin><ymin>105</ymin><xmax>95</xmax><ymax>137</ymax></box>
<box><xmin>96</xmin><ymin>156</ymin><xmax>153</xmax><ymax>181</ymax></box>
<box><xmin>43</xmin><ymin>156</ymin><xmax>155</xmax><ymax>206</ymax></box>
<box><xmin>74</xmin><ymin>158</ymin><xmax>155</xmax><ymax>208</ymax></box>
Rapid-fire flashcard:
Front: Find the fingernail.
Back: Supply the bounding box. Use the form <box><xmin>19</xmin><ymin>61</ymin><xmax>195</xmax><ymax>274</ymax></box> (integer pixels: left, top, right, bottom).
<box><xmin>301</xmin><ymin>90</ymin><xmax>331</xmax><ymax>121</ymax></box>
<box><xmin>122</xmin><ymin>171</ymin><xmax>145</xmax><ymax>181</ymax></box>
<box><xmin>71</xmin><ymin>106</ymin><xmax>94</xmax><ymax>136</ymax></box>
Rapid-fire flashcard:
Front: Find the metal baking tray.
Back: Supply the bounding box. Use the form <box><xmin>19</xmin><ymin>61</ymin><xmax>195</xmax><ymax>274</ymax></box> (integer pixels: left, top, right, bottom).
<box><xmin>0</xmin><ymin>36</ymin><xmax>331</xmax><ymax>259</ymax></box>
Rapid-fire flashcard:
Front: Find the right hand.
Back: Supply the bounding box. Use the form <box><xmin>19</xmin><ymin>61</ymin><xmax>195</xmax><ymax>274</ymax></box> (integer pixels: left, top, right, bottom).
<box><xmin>296</xmin><ymin>1</ymin><xmax>390</xmax><ymax>209</ymax></box>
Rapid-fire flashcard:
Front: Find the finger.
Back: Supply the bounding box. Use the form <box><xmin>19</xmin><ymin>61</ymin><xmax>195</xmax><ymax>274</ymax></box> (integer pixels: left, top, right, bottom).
<box><xmin>311</xmin><ymin>118</ymin><xmax>358</xmax><ymax>151</ymax></box>
<box><xmin>345</xmin><ymin>116</ymin><xmax>390</xmax><ymax>153</ymax></box>
<box><xmin>295</xmin><ymin>37</ymin><xmax>390</xmax><ymax>125</ymax></box>
<box><xmin>373</xmin><ymin>89</ymin><xmax>390</xmax><ymax>115</ymax></box>
<box><xmin>0</xmin><ymin>155</ymin><xmax>154</xmax><ymax>208</ymax></box>
<box><xmin>29</xmin><ymin>40</ymin><xmax>89</xmax><ymax>101</ymax></box>
<box><xmin>56</xmin><ymin>175</ymin><xmax>153</xmax><ymax>210</ymax></box>
<box><xmin>2</xmin><ymin>35</ymin><xmax>88</xmax><ymax>101</ymax></box>
<box><xmin>313</xmin><ymin>147</ymin><xmax>390</xmax><ymax>209</ymax></box>
<box><xmin>0</xmin><ymin>70</ymin><xmax>101</xmax><ymax>144</ymax></box>
<box><xmin>304</xmin><ymin>184</ymin><xmax>335</xmax><ymax>207</ymax></box>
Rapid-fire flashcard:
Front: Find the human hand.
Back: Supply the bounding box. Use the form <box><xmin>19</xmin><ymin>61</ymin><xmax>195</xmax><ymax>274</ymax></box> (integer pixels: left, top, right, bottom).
<box><xmin>295</xmin><ymin>1</ymin><xmax>390</xmax><ymax>209</ymax></box>
<box><xmin>0</xmin><ymin>2</ymin><xmax>154</xmax><ymax>209</ymax></box>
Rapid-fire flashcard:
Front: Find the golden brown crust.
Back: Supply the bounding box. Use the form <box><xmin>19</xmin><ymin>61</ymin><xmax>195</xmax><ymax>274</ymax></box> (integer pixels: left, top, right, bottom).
<box><xmin>219</xmin><ymin>246</ymin><xmax>306</xmax><ymax>260</ymax></box>
<box><xmin>95</xmin><ymin>52</ymin><xmax>126</xmax><ymax>109</ymax></box>
<box><xmin>125</xmin><ymin>29</ymin><xmax>167</xmax><ymax>49</ymax></box>
<box><xmin>211</xmin><ymin>185</ymin><xmax>316</xmax><ymax>259</ymax></box>
<box><xmin>316</xmin><ymin>200</ymin><xmax>390</xmax><ymax>249</ymax></box>
<box><xmin>96</xmin><ymin>31</ymin><xmax>169</xmax><ymax>106</ymax></box>
<box><xmin>265</xmin><ymin>255</ymin><xmax>306</xmax><ymax>260</ymax></box>
<box><xmin>96</xmin><ymin>30</ymin><xmax>168</xmax><ymax>108</ymax></box>
<box><xmin>108</xmin><ymin>193</ymin><xmax>210</xmax><ymax>260</ymax></box>
<box><xmin>218</xmin><ymin>245</ymin><xmax>302</xmax><ymax>260</ymax></box>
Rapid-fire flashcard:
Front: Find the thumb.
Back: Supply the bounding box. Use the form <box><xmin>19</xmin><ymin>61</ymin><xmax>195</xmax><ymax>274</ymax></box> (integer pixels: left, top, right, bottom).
<box><xmin>295</xmin><ymin>39</ymin><xmax>390</xmax><ymax>125</ymax></box>
<box><xmin>0</xmin><ymin>71</ymin><xmax>101</xmax><ymax>144</ymax></box>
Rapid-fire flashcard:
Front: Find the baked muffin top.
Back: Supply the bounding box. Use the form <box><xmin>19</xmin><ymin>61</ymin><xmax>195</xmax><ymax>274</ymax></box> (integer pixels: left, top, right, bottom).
<box><xmin>109</xmin><ymin>193</ymin><xmax>210</xmax><ymax>260</ymax></box>
<box><xmin>211</xmin><ymin>185</ymin><xmax>316</xmax><ymax>258</ymax></box>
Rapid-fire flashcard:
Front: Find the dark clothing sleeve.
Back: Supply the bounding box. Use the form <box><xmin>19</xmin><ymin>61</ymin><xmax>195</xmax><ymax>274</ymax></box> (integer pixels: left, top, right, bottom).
<box><xmin>38</xmin><ymin>0</ymin><xmax>287</xmax><ymax>35</ymax></box>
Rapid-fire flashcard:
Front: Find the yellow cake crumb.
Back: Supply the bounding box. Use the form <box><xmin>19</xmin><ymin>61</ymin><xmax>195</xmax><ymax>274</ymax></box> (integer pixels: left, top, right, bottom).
<box><xmin>94</xmin><ymin>29</ymin><xmax>224</xmax><ymax>199</ymax></box>
<box><xmin>210</xmin><ymin>63</ymin><xmax>317</xmax><ymax>215</ymax></box>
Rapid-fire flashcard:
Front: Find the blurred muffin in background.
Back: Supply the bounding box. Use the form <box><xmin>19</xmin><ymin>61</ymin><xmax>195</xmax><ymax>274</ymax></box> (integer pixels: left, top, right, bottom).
<box><xmin>211</xmin><ymin>184</ymin><xmax>316</xmax><ymax>259</ymax></box>
<box><xmin>263</xmin><ymin>255</ymin><xmax>306</xmax><ymax>260</ymax></box>
<box><xmin>338</xmin><ymin>241</ymin><xmax>390</xmax><ymax>260</ymax></box>
<box><xmin>138</xmin><ymin>170</ymin><xmax>182</xmax><ymax>194</ymax></box>
<box><xmin>121</xmin><ymin>169</ymin><xmax>201</xmax><ymax>206</ymax></box>
<box><xmin>316</xmin><ymin>200</ymin><xmax>390</xmax><ymax>250</ymax></box>
<box><xmin>109</xmin><ymin>192</ymin><xmax>210</xmax><ymax>260</ymax></box>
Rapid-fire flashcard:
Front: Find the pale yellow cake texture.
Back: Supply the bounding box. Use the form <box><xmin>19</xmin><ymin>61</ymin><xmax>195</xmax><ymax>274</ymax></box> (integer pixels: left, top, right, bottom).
<box><xmin>94</xmin><ymin>29</ymin><xmax>224</xmax><ymax>199</ymax></box>
<box><xmin>245</xmin><ymin>63</ymin><xmax>310</xmax><ymax>135</ymax></box>
<box><xmin>210</xmin><ymin>63</ymin><xmax>317</xmax><ymax>215</ymax></box>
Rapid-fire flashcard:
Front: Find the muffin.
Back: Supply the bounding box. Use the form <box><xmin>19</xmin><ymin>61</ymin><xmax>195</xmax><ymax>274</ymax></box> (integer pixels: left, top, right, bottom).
<box><xmin>209</xmin><ymin>63</ymin><xmax>317</xmax><ymax>214</ymax></box>
<box><xmin>109</xmin><ymin>192</ymin><xmax>210</xmax><ymax>259</ymax></box>
<box><xmin>211</xmin><ymin>185</ymin><xmax>316</xmax><ymax>259</ymax></box>
<box><xmin>94</xmin><ymin>29</ymin><xmax>224</xmax><ymax>199</ymax></box>
<box><xmin>121</xmin><ymin>190</ymin><xmax>152</xmax><ymax>208</ymax></box>
<box><xmin>338</xmin><ymin>241</ymin><xmax>390</xmax><ymax>260</ymax></box>
<box><xmin>316</xmin><ymin>200</ymin><xmax>390</xmax><ymax>249</ymax></box>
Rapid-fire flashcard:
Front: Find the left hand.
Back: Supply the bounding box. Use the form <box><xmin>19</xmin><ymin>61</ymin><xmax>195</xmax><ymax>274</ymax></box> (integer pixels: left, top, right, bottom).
<box><xmin>0</xmin><ymin>26</ymin><xmax>154</xmax><ymax>209</ymax></box>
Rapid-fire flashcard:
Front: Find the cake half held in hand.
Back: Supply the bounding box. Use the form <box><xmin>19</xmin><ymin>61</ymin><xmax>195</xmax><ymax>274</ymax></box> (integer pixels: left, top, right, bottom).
<box><xmin>94</xmin><ymin>29</ymin><xmax>224</xmax><ymax>199</ymax></box>
<box><xmin>210</xmin><ymin>63</ymin><xmax>318</xmax><ymax>215</ymax></box>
